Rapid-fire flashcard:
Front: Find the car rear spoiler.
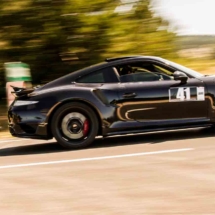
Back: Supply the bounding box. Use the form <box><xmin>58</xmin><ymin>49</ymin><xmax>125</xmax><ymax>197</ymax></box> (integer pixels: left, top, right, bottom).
<box><xmin>11</xmin><ymin>85</ymin><xmax>34</xmax><ymax>97</ymax></box>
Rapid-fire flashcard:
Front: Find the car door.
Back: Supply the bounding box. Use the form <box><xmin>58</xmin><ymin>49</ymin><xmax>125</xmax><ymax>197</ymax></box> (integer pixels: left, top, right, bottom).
<box><xmin>116</xmin><ymin>62</ymin><xmax>209</xmax><ymax>127</ymax></box>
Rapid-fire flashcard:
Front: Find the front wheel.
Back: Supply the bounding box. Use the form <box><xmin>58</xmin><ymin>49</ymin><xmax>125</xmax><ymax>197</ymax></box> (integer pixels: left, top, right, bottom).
<box><xmin>51</xmin><ymin>102</ymin><xmax>98</xmax><ymax>149</ymax></box>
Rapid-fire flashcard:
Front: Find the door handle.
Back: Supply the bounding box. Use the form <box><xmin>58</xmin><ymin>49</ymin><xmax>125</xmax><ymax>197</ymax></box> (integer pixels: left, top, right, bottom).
<box><xmin>123</xmin><ymin>92</ymin><xmax>136</xmax><ymax>98</ymax></box>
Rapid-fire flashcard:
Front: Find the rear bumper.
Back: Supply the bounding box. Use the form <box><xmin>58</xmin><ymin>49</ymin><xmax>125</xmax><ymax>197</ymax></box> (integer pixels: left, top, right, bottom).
<box><xmin>8</xmin><ymin>123</ymin><xmax>52</xmax><ymax>140</ymax></box>
<box><xmin>8</xmin><ymin>103</ymin><xmax>53</xmax><ymax>140</ymax></box>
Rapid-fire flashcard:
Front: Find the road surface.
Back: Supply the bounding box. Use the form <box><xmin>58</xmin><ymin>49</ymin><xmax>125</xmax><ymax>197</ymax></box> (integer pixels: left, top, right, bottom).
<box><xmin>0</xmin><ymin>128</ymin><xmax>215</xmax><ymax>214</ymax></box>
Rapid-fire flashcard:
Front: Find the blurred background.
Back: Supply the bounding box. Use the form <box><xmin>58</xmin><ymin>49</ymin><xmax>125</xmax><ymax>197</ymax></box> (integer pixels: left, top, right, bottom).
<box><xmin>1</xmin><ymin>0</ymin><xmax>215</xmax><ymax>131</ymax></box>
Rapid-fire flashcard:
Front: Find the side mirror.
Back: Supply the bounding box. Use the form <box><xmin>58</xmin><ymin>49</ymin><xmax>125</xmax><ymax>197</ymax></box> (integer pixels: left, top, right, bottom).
<box><xmin>173</xmin><ymin>71</ymin><xmax>188</xmax><ymax>83</ymax></box>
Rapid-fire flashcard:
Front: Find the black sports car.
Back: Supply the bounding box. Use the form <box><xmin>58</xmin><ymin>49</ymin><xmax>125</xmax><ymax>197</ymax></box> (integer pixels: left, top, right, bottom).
<box><xmin>8</xmin><ymin>56</ymin><xmax>215</xmax><ymax>149</ymax></box>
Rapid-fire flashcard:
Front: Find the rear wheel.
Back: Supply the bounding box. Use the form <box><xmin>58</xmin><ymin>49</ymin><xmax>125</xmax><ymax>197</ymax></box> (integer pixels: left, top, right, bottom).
<box><xmin>51</xmin><ymin>102</ymin><xmax>98</xmax><ymax>149</ymax></box>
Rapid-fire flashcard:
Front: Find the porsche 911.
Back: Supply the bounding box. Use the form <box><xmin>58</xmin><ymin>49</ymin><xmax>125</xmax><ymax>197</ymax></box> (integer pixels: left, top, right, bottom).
<box><xmin>8</xmin><ymin>56</ymin><xmax>215</xmax><ymax>149</ymax></box>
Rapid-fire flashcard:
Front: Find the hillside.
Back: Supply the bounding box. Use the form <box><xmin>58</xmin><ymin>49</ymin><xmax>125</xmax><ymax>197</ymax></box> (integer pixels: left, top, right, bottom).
<box><xmin>176</xmin><ymin>35</ymin><xmax>215</xmax><ymax>49</ymax></box>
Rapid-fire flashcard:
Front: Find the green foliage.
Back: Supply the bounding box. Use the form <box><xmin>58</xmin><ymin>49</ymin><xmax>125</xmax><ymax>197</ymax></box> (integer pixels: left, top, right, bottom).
<box><xmin>0</xmin><ymin>0</ymin><xmax>177</xmax><ymax>96</ymax></box>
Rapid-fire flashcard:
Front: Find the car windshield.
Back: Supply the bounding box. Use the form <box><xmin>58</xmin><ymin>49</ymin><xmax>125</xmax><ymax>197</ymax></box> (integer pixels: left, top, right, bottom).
<box><xmin>162</xmin><ymin>59</ymin><xmax>204</xmax><ymax>78</ymax></box>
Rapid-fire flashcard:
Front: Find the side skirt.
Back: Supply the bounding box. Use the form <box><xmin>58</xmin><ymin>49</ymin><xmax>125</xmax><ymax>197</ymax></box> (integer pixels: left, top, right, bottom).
<box><xmin>103</xmin><ymin>124</ymin><xmax>213</xmax><ymax>137</ymax></box>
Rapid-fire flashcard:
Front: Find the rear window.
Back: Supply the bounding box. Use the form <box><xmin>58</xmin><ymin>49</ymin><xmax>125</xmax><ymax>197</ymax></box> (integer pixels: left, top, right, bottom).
<box><xmin>77</xmin><ymin>71</ymin><xmax>105</xmax><ymax>83</ymax></box>
<box><xmin>76</xmin><ymin>67</ymin><xmax>119</xmax><ymax>83</ymax></box>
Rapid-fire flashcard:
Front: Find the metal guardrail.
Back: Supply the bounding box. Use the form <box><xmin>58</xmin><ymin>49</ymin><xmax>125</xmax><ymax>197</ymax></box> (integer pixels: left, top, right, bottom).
<box><xmin>0</xmin><ymin>100</ymin><xmax>8</xmax><ymax>131</ymax></box>
<box><xmin>0</xmin><ymin>116</ymin><xmax>7</xmax><ymax>120</ymax></box>
<box><xmin>0</xmin><ymin>118</ymin><xmax>8</xmax><ymax>131</ymax></box>
<box><xmin>0</xmin><ymin>107</ymin><xmax>8</xmax><ymax>131</ymax></box>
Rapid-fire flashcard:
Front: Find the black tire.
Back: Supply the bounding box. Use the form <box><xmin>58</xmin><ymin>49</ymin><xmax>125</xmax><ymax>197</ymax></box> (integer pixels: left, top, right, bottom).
<box><xmin>51</xmin><ymin>102</ymin><xmax>98</xmax><ymax>149</ymax></box>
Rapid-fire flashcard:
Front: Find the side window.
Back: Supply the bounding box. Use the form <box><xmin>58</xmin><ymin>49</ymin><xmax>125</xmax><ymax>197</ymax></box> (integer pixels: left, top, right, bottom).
<box><xmin>76</xmin><ymin>67</ymin><xmax>119</xmax><ymax>83</ymax></box>
<box><xmin>118</xmin><ymin>62</ymin><xmax>174</xmax><ymax>83</ymax></box>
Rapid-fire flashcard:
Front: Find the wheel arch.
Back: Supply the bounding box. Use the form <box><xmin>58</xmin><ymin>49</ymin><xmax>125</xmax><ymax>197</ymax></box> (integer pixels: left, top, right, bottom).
<box><xmin>46</xmin><ymin>99</ymin><xmax>103</xmax><ymax>137</ymax></box>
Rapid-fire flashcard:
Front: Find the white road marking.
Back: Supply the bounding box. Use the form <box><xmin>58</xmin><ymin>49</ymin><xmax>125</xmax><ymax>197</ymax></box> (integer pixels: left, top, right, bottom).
<box><xmin>0</xmin><ymin>138</ymin><xmax>55</xmax><ymax>144</ymax></box>
<box><xmin>0</xmin><ymin>139</ymin><xmax>25</xmax><ymax>143</ymax></box>
<box><xmin>0</xmin><ymin>148</ymin><xmax>194</xmax><ymax>170</ymax></box>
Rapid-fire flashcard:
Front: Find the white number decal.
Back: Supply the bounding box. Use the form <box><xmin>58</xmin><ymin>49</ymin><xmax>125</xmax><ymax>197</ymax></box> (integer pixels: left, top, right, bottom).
<box><xmin>176</xmin><ymin>87</ymin><xmax>190</xmax><ymax>101</ymax></box>
<box><xmin>197</xmin><ymin>87</ymin><xmax>205</xmax><ymax>100</ymax></box>
<box><xmin>176</xmin><ymin>88</ymin><xmax>185</xmax><ymax>101</ymax></box>
<box><xmin>169</xmin><ymin>87</ymin><xmax>205</xmax><ymax>102</ymax></box>
<box><xmin>184</xmin><ymin>88</ymin><xmax>191</xmax><ymax>100</ymax></box>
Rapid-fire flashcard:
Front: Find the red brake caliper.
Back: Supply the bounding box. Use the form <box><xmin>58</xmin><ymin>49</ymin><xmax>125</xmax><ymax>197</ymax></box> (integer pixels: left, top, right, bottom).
<box><xmin>83</xmin><ymin>119</ymin><xmax>89</xmax><ymax>137</ymax></box>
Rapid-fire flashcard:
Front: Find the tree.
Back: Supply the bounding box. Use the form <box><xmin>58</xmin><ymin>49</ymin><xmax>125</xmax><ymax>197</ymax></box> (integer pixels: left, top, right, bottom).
<box><xmin>0</xmin><ymin>0</ymin><xmax>177</xmax><ymax>93</ymax></box>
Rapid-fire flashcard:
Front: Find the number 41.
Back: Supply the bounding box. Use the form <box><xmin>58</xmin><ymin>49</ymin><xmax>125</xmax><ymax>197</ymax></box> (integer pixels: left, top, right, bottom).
<box><xmin>176</xmin><ymin>88</ymin><xmax>190</xmax><ymax>101</ymax></box>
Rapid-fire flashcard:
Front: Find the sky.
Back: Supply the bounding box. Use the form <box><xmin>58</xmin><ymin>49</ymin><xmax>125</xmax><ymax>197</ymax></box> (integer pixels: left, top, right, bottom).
<box><xmin>151</xmin><ymin>0</ymin><xmax>215</xmax><ymax>35</ymax></box>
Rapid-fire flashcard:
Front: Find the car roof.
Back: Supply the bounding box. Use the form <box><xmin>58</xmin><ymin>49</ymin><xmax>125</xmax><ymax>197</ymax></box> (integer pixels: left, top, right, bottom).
<box><xmin>105</xmin><ymin>56</ymin><xmax>143</xmax><ymax>62</ymax></box>
<box><xmin>40</xmin><ymin>56</ymin><xmax>163</xmax><ymax>90</ymax></box>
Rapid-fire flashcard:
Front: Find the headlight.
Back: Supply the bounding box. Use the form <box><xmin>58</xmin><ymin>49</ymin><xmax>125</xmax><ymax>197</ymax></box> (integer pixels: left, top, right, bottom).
<box><xmin>14</xmin><ymin>100</ymin><xmax>39</xmax><ymax>106</ymax></box>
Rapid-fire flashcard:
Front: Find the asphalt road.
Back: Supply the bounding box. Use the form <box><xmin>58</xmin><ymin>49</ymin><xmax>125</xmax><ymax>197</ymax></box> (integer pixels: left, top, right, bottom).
<box><xmin>0</xmin><ymin>128</ymin><xmax>215</xmax><ymax>215</ymax></box>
